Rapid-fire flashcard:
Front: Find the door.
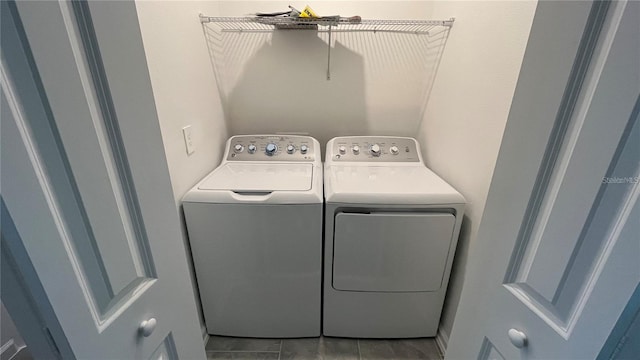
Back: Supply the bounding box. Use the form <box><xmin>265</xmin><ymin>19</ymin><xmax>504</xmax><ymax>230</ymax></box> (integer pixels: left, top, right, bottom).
<box><xmin>332</xmin><ymin>212</ymin><xmax>455</xmax><ymax>292</ymax></box>
<box><xmin>447</xmin><ymin>1</ymin><xmax>639</xmax><ymax>359</ymax></box>
<box><xmin>1</xmin><ymin>1</ymin><xmax>205</xmax><ymax>359</ymax></box>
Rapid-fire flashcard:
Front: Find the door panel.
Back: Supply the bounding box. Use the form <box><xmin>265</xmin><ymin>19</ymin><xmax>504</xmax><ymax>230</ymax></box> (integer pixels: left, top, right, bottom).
<box><xmin>1</xmin><ymin>1</ymin><xmax>205</xmax><ymax>358</ymax></box>
<box><xmin>1</xmin><ymin>80</ymin><xmax>154</xmax><ymax>324</ymax></box>
<box><xmin>11</xmin><ymin>0</ymin><xmax>156</xmax><ymax>325</ymax></box>
<box><xmin>447</xmin><ymin>1</ymin><xmax>640</xmax><ymax>359</ymax></box>
<box><xmin>18</xmin><ymin>0</ymin><xmax>156</xmax><ymax>318</ymax></box>
<box><xmin>504</xmin><ymin>0</ymin><xmax>637</xmax><ymax>331</ymax></box>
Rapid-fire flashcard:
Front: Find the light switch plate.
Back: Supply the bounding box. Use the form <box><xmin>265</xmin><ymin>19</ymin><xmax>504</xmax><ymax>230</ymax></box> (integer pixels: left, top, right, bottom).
<box><xmin>182</xmin><ymin>125</ymin><xmax>195</xmax><ymax>155</ymax></box>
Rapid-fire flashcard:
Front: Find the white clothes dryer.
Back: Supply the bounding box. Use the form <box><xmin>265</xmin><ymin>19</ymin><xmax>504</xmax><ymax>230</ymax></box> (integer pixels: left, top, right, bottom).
<box><xmin>183</xmin><ymin>135</ymin><xmax>322</xmax><ymax>338</ymax></box>
<box><xmin>323</xmin><ymin>136</ymin><xmax>465</xmax><ymax>338</ymax></box>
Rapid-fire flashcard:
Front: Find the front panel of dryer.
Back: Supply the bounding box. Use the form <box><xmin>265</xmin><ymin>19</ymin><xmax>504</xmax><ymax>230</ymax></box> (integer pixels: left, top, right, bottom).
<box><xmin>332</xmin><ymin>212</ymin><xmax>455</xmax><ymax>292</ymax></box>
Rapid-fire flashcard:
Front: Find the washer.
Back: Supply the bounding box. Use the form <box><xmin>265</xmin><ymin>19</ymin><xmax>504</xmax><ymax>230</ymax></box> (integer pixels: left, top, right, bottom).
<box><xmin>183</xmin><ymin>135</ymin><xmax>322</xmax><ymax>338</ymax></box>
<box><xmin>323</xmin><ymin>136</ymin><xmax>465</xmax><ymax>338</ymax></box>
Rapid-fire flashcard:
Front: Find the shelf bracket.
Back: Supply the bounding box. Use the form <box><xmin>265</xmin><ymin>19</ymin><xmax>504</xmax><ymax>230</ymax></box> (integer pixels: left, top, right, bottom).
<box><xmin>326</xmin><ymin>25</ymin><xmax>332</xmax><ymax>80</ymax></box>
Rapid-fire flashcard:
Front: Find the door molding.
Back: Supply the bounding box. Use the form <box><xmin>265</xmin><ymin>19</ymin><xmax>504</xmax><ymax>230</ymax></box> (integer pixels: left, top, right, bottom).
<box><xmin>71</xmin><ymin>0</ymin><xmax>157</xmax><ymax>283</ymax></box>
<box><xmin>1</xmin><ymin>199</ymin><xmax>73</xmax><ymax>360</ymax></box>
<box><xmin>505</xmin><ymin>0</ymin><xmax>611</xmax><ymax>284</ymax></box>
<box><xmin>502</xmin><ymin>0</ymin><xmax>632</xmax><ymax>338</ymax></box>
<box><xmin>1</xmin><ymin>2</ymin><xmax>74</xmax><ymax>356</ymax></box>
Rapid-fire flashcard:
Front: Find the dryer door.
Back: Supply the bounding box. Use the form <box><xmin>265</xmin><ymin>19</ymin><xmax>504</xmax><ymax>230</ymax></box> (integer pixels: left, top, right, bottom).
<box><xmin>332</xmin><ymin>212</ymin><xmax>455</xmax><ymax>292</ymax></box>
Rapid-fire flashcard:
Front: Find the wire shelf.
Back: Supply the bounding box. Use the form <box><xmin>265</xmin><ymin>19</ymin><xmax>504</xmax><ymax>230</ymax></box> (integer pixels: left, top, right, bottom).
<box><xmin>200</xmin><ymin>15</ymin><xmax>454</xmax><ymax>80</ymax></box>
<box><xmin>200</xmin><ymin>13</ymin><xmax>454</xmax><ymax>141</ymax></box>
<box><xmin>199</xmin><ymin>15</ymin><xmax>454</xmax><ymax>34</ymax></box>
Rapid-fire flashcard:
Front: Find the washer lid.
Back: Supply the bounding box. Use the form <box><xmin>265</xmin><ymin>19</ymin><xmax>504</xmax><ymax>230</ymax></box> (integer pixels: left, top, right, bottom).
<box><xmin>199</xmin><ymin>163</ymin><xmax>313</xmax><ymax>192</ymax></box>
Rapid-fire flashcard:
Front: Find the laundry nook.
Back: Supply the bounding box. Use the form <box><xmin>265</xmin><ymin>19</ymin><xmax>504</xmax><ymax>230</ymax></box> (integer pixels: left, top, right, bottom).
<box><xmin>3</xmin><ymin>1</ymin><xmax>638</xmax><ymax>360</ymax></box>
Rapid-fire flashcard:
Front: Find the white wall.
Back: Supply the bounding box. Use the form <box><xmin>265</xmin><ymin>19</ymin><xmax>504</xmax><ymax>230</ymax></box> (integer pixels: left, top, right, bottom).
<box><xmin>416</xmin><ymin>0</ymin><xmax>537</xmax><ymax>343</ymax></box>
<box><xmin>135</xmin><ymin>1</ymin><xmax>229</xmax><ymax>334</ymax></box>
<box><xmin>136</xmin><ymin>1</ymin><xmax>228</xmax><ymax>201</ymax></box>
<box><xmin>211</xmin><ymin>1</ymin><xmax>448</xmax><ymax>146</ymax></box>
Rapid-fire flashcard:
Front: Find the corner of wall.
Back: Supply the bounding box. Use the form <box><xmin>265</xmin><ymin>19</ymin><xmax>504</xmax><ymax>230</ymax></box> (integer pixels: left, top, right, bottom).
<box><xmin>135</xmin><ymin>1</ymin><xmax>229</xmax><ymax>205</ymax></box>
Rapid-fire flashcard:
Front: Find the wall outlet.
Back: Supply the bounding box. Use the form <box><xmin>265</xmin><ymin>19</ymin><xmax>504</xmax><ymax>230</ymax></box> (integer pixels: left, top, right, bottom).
<box><xmin>182</xmin><ymin>125</ymin><xmax>195</xmax><ymax>155</ymax></box>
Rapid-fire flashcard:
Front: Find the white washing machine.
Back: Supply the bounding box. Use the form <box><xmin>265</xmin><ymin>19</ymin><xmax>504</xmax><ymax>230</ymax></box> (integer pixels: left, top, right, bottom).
<box><xmin>183</xmin><ymin>135</ymin><xmax>322</xmax><ymax>338</ymax></box>
<box><xmin>323</xmin><ymin>136</ymin><xmax>465</xmax><ymax>338</ymax></box>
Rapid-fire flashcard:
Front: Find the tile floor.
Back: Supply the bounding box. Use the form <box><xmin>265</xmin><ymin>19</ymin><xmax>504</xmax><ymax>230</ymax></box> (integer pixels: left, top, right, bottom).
<box><xmin>206</xmin><ymin>336</ymin><xmax>443</xmax><ymax>360</ymax></box>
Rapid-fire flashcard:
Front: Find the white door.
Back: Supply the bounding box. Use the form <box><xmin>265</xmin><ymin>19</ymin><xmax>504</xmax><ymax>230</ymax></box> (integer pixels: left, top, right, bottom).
<box><xmin>447</xmin><ymin>1</ymin><xmax>639</xmax><ymax>359</ymax></box>
<box><xmin>1</xmin><ymin>1</ymin><xmax>205</xmax><ymax>359</ymax></box>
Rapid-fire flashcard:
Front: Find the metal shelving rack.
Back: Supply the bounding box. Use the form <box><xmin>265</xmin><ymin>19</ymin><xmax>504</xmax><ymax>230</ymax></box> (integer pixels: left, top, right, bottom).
<box><xmin>199</xmin><ymin>15</ymin><xmax>454</xmax><ymax>80</ymax></box>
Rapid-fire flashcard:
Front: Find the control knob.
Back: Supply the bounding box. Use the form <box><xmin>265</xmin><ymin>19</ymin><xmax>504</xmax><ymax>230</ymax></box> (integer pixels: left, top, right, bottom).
<box><xmin>265</xmin><ymin>143</ymin><xmax>278</xmax><ymax>156</ymax></box>
<box><xmin>390</xmin><ymin>146</ymin><xmax>399</xmax><ymax>155</ymax></box>
<box><xmin>339</xmin><ymin>146</ymin><xmax>347</xmax><ymax>155</ymax></box>
<box><xmin>234</xmin><ymin>144</ymin><xmax>244</xmax><ymax>153</ymax></box>
<box><xmin>370</xmin><ymin>144</ymin><xmax>381</xmax><ymax>157</ymax></box>
<box><xmin>352</xmin><ymin>145</ymin><xmax>360</xmax><ymax>155</ymax></box>
<box><xmin>248</xmin><ymin>144</ymin><xmax>257</xmax><ymax>154</ymax></box>
<box><xmin>286</xmin><ymin>145</ymin><xmax>295</xmax><ymax>154</ymax></box>
<box><xmin>300</xmin><ymin>145</ymin><xmax>309</xmax><ymax>154</ymax></box>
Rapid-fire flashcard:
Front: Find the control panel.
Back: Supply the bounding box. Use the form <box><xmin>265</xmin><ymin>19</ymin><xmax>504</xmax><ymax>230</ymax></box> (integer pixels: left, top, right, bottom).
<box><xmin>226</xmin><ymin>135</ymin><xmax>316</xmax><ymax>161</ymax></box>
<box><xmin>329</xmin><ymin>136</ymin><xmax>420</xmax><ymax>162</ymax></box>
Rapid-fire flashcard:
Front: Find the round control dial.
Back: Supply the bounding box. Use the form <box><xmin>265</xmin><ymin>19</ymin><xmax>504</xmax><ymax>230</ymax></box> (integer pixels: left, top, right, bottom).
<box><xmin>370</xmin><ymin>144</ymin><xmax>381</xmax><ymax>157</ymax></box>
<box><xmin>339</xmin><ymin>146</ymin><xmax>347</xmax><ymax>155</ymax></box>
<box><xmin>352</xmin><ymin>145</ymin><xmax>360</xmax><ymax>154</ymax></box>
<box><xmin>286</xmin><ymin>145</ymin><xmax>295</xmax><ymax>154</ymax></box>
<box><xmin>300</xmin><ymin>145</ymin><xmax>309</xmax><ymax>154</ymax></box>
<box><xmin>234</xmin><ymin>144</ymin><xmax>244</xmax><ymax>153</ymax></box>
<box><xmin>248</xmin><ymin>144</ymin><xmax>257</xmax><ymax>154</ymax></box>
<box><xmin>265</xmin><ymin>143</ymin><xmax>278</xmax><ymax>156</ymax></box>
<box><xmin>390</xmin><ymin>146</ymin><xmax>399</xmax><ymax>155</ymax></box>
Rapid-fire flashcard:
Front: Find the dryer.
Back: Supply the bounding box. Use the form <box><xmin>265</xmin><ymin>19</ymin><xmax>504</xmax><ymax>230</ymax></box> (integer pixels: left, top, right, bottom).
<box><xmin>183</xmin><ymin>135</ymin><xmax>322</xmax><ymax>338</ymax></box>
<box><xmin>323</xmin><ymin>136</ymin><xmax>465</xmax><ymax>338</ymax></box>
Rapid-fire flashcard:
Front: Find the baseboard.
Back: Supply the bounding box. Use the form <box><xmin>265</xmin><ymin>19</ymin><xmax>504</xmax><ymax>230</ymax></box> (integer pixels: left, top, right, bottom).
<box><xmin>435</xmin><ymin>327</ymin><xmax>449</xmax><ymax>358</ymax></box>
<box><xmin>202</xmin><ymin>325</ymin><xmax>210</xmax><ymax>344</ymax></box>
